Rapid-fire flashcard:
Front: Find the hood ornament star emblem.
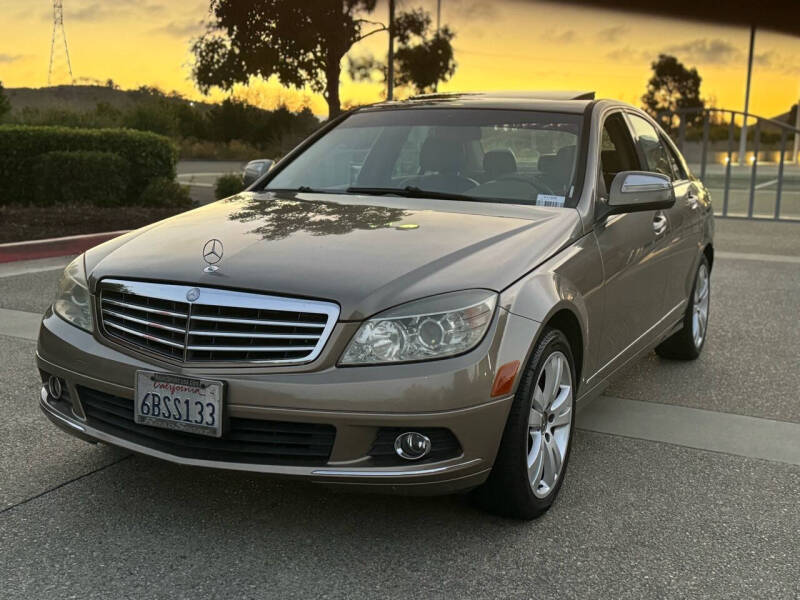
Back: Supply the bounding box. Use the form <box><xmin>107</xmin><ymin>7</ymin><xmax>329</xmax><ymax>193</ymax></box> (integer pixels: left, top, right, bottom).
<box><xmin>202</xmin><ymin>239</ymin><xmax>223</xmax><ymax>273</ymax></box>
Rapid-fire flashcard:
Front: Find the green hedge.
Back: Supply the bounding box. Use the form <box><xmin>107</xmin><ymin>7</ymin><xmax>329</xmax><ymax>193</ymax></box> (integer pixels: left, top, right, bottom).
<box><xmin>214</xmin><ymin>173</ymin><xmax>244</xmax><ymax>199</ymax></box>
<box><xmin>138</xmin><ymin>177</ymin><xmax>192</xmax><ymax>207</ymax></box>
<box><xmin>0</xmin><ymin>124</ymin><xmax>177</xmax><ymax>204</ymax></box>
<box><xmin>33</xmin><ymin>151</ymin><xmax>130</xmax><ymax>206</ymax></box>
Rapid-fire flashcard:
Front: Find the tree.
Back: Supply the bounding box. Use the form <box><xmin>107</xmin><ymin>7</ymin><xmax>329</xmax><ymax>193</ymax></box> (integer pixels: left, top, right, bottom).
<box><xmin>642</xmin><ymin>54</ymin><xmax>704</xmax><ymax>131</ymax></box>
<box><xmin>192</xmin><ymin>1</ymin><xmax>455</xmax><ymax>118</ymax></box>
<box><xmin>0</xmin><ymin>81</ymin><xmax>11</xmax><ymax>122</ymax></box>
<box><xmin>348</xmin><ymin>9</ymin><xmax>456</xmax><ymax>95</ymax></box>
<box><xmin>193</xmin><ymin>0</ymin><xmax>390</xmax><ymax>118</ymax></box>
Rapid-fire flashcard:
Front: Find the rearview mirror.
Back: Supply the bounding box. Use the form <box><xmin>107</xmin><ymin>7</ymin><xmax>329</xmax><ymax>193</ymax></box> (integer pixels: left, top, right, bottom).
<box><xmin>607</xmin><ymin>171</ymin><xmax>675</xmax><ymax>214</ymax></box>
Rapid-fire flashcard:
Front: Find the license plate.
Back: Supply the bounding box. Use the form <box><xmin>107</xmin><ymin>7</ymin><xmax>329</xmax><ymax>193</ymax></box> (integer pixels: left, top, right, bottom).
<box><xmin>135</xmin><ymin>371</ymin><xmax>223</xmax><ymax>438</ymax></box>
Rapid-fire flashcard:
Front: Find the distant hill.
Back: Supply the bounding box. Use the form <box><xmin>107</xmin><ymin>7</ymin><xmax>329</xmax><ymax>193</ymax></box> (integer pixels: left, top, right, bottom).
<box><xmin>6</xmin><ymin>85</ymin><xmax>216</xmax><ymax>113</ymax></box>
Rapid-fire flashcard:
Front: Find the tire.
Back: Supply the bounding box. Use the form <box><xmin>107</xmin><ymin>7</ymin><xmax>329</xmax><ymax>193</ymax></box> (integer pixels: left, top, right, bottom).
<box><xmin>472</xmin><ymin>328</ymin><xmax>576</xmax><ymax>520</ymax></box>
<box><xmin>655</xmin><ymin>255</ymin><xmax>711</xmax><ymax>360</ymax></box>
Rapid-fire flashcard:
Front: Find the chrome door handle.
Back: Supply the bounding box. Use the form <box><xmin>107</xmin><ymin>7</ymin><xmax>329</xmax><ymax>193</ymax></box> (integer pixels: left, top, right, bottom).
<box><xmin>653</xmin><ymin>214</ymin><xmax>668</xmax><ymax>236</ymax></box>
<box><xmin>687</xmin><ymin>194</ymin><xmax>699</xmax><ymax>209</ymax></box>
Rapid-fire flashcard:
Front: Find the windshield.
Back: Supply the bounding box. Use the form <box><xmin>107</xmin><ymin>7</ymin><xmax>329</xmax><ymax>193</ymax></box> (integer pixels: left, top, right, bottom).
<box><xmin>265</xmin><ymin>108</ymin><xmax>583</xmax><ymax>207</ymax></box>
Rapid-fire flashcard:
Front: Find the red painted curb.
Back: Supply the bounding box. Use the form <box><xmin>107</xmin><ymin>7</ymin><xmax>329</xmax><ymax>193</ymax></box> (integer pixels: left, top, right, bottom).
<box><xmin>0</xmin><ymin>230</ymin><xmax>130</xmax><ymax>264</ymax></box>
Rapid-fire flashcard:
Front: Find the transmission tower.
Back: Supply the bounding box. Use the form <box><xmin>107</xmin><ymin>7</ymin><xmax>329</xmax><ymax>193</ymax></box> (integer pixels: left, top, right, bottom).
<box><xmin>48</xmin><ymin>0</ymin><xmax>74</xmax><ymax>85</ymax></box>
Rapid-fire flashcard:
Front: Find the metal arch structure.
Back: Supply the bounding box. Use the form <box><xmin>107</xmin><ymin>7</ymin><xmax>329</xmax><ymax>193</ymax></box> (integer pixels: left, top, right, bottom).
<box><xmin>48</xmin><ymin>0</ymin><xmax>74</xmax><ymax>86</ymax></box>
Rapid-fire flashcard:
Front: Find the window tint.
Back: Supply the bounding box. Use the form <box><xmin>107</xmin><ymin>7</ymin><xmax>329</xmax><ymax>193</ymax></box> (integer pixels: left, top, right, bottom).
<box><xmin>599</xmin><ymin>113</ymin><xmax>639</xmax><ymax>191</ymax></box>
<box><xmin>627</xmin><ymin>114</ymin><xmax>674</xmax><ymax>178</ymax></box>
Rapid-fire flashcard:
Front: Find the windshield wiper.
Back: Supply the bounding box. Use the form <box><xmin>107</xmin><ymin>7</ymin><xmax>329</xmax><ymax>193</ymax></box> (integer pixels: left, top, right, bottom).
<box><xmin>346</xmin><ymin>185</ymin><xmax>492</xmax><ymax>203</ymax></box>
<box><xmin>265</xmin><ymin>186</ymin><xmax>319</xmax><ymax>193</ymax></box>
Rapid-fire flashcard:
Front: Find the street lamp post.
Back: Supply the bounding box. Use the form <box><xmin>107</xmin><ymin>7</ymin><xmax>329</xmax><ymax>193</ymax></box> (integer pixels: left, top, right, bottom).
<box><xmin>738</xmin><ymin>25</ymin><xmax>756</xmax><ymax>166</ymax></box>
<box><xmin>387</xmin><ymin>0</ymin><xmax>395</xmax><ymax>101</ymax></box>
<box><xmin>794</xmin><ymin>96</ymin><xmax>800</xmax><ymax>164</ymax></box>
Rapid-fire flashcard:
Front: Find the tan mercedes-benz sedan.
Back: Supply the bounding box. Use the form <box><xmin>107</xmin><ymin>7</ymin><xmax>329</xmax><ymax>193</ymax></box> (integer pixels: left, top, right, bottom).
<box><xmin>37</xmin><ymin>91</ymin><xmax>714</xmax><ymax>519</ymax></box>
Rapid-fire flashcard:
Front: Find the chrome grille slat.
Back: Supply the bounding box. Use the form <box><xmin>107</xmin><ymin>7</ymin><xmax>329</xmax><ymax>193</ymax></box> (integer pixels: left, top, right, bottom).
<box><xmin>105</xmin><ymin>321</ymin><xmax>186</xmax><ymax>349</ymax></box>
<box><xmin>99</xmin><ymin>279</ymin><xmax>339</xmax><ymax>365</ymax></box>
<box><xmin>102</xmin><ymin>309</ymin><xmax>186</xmax><ymax>334</ymax></box>
<box><xmin>103</xmin><ymin>297</ymin><xmax>188</xmax><ymax>319</ymax></box>
<box><xmin>186</xmin><ymin>345</ymin><xmax>317</xmax><ymax>352</ymax></box>
<box><xmin>188</xmin><ymin>330</ymin><xmax>320</xmax><ymax>339</ymax></box>
<box><xmin>189</xmin><ymin>315</ymin><xmax>326</xmax><ymax>328</ymax></box>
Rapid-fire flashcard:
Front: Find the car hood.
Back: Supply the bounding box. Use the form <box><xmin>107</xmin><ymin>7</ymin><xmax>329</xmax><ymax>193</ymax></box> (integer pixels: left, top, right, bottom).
<box><xmin>86</xmin><ymin>191</ymin><xmax>582</xmax><ymax>320</ymax></box>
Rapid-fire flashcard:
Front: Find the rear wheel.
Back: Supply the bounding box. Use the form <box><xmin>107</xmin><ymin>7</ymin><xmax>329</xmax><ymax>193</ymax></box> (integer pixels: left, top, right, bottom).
<box><xmin>473</xmin><ymin>329</ymin><xmax>576</xmax><ymax>520</ymax></box>
<box><xmin>656</xmin><ymin>255</ymin><xmax>710</xmax><ymax>360</ymax></box>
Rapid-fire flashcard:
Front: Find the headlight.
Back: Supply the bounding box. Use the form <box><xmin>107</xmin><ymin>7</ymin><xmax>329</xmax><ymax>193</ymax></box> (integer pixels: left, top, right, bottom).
<box><xmin>53</xmin><ymin>256</ymin><xmax>93</xmax><ymax>332</ymax></box>
<box><xmin>340</xmin><ymin>290</ymin><xmax>497</xmax><ymax>365</ymax></box>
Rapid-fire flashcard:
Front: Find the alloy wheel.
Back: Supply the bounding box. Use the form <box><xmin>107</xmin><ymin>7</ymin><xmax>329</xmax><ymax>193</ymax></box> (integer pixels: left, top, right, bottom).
<box><xmin>527</xmin><ymin>351</ymin><xmax>573</xmax><ymax>498</ymax></box>
<box><xmin>692</xmin><ymin>263</ymin><xmax>710</xmax><ymax>348</ymax></box>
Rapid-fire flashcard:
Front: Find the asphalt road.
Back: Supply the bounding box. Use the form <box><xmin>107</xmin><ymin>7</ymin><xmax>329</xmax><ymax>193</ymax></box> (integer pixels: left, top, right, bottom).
<box><xmin>1</xmin><ymin>219</ymin><xmax>798</xmax><ymax>599</ymax></box>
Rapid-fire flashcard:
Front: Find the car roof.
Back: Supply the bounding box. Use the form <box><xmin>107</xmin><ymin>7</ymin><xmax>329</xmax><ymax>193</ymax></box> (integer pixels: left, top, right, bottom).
<box><xmin>359</xmin><ymin>91</ymin><xmax>599</xmax><ymax>114</ymax></box>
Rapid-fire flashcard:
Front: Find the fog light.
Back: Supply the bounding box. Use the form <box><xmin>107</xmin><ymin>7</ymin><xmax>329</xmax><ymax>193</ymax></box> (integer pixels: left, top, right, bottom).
<box><xmin>394</xmin><ymin>432</ymin><xmax>432</xmax><ymax>461</ymax></box>
<box><xmin>47</xmin><ymin>376</ymin><xmax>63</xmax><ymax>400</ymax></box>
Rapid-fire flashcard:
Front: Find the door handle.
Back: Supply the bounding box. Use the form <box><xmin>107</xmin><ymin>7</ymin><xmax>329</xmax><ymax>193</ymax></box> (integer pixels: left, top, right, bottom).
<box><xmin>687</xmin><ymin>193</ymin><xmax>699</xmax><ymax>210</ymax></box>
<box><xmin>653</xmin><ymin>214</ymin><xmax>668</xmax><ymax>236</ymax></box>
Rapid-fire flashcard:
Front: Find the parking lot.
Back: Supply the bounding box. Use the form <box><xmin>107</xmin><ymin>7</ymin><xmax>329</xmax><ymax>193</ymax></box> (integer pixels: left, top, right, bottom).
<box><xmin>1</xmin><ymin>218</ymin><xmax>798</xmax><ymax>599</ymax></box>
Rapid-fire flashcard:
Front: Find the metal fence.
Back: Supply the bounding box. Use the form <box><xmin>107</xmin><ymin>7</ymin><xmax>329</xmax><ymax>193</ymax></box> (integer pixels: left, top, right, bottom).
<box><xmin>660</xmin><ymin>108</ymin><xmax>800</xmax><ymax>222</ymax></box>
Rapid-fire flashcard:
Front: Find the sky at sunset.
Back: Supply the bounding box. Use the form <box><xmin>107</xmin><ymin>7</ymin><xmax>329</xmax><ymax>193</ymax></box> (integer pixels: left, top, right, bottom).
<box><xmin>1</xmin><ymin>0</ymin><xmax>799</xmax><ymax>118</ymax></box>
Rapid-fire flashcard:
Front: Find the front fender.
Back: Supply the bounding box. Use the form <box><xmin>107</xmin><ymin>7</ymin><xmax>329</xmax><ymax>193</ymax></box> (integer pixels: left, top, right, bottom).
<box><xmin>498</xmin><ymin>234</ymin><xmax>604</xmax><ymax>391</ymax></box>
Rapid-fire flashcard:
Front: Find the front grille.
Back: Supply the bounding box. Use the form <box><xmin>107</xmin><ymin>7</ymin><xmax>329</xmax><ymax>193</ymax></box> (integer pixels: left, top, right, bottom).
<box><xmin>78</xmin><ymin>386</ymin><xmax>336</xmax><ymax>466</ymax></box>
<box><xmin>98</xmin><ymin>279</ymin><xmax>338</xmax><ymax>364</ymax></box>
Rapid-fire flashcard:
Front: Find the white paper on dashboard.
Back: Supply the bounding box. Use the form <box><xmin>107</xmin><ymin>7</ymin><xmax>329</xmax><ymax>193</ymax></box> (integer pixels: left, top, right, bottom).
<box><xmin>536</xmin><ymin>194</ymin><xmax>566</xmax><ymax>207</ymax></box>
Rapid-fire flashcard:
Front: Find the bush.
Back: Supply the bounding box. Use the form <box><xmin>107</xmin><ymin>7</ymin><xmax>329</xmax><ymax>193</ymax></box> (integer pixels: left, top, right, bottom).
<box><xmin>215</xmin><ymin>173</ymin><xmax>245</xmax><ymax>199</ymax></box>
<box><xmin>138</xmin><ymin>177</ymin><xmax>192</xmax><ymax>207</ymax></box>
<box><xmin>0</xmin><ymin>124</ymin><xmax>177</xmax><ymax>204</ymax></box>
<box><xmin>33</xmin><ymin>151</ymin><xmax>130</xmax><ymax>206</ymax></box>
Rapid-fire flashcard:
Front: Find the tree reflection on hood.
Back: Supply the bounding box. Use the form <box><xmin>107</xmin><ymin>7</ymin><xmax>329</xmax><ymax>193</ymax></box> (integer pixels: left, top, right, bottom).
<box><xmin>226</xmin><ymin>193</ymin><xmax>410</xmax><ymax>241</ymax></box>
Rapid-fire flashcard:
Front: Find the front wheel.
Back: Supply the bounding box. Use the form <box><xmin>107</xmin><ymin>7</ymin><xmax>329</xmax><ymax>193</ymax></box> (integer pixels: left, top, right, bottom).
<box><xmin>473</xmin><ymin>329</ymin><xmax>576</xmax><ymax>520</ymax></box>
<box><xmin>656</xmin><ymin>255</ymin><xmax>710</xmax><ymax>360</ymax></box>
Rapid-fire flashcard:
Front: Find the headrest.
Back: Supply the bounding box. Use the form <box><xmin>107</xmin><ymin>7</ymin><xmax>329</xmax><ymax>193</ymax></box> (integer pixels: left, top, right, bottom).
<box><xmin>483</xmin><ymin>149</ymin><xmax>517</xmax><ymax>178</ymax></box>
<box><xmin>557</xmin><ymin>145</ymin><xmax>576</xmax><ymax>161</ymax></box>
<box><xmin>538</xmin><ymin>154</ymin><xmax>557</xmax><ymax>173</ymax></box>
<box><xmin>419</xmin><ymin>137</ymin><xmax>465</xmax><ymax>173</ymax></box>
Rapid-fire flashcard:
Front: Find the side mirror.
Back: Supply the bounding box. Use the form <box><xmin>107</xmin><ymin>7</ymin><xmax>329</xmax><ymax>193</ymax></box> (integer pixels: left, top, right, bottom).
<box><xmin>243</xmin><ymin>159</ymin><xmax>274</xmax><ymax>186</ymax></box>
<box><xmin>607</xmin><ymin>171</ymin><xmax>675</xmax><ymax>214</ymax></box>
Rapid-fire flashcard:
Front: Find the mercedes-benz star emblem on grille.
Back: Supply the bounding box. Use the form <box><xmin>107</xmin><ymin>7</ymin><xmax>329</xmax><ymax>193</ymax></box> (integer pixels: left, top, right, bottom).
<box><xmin>203</xmin><ymin>239</ymin><xmax>224</xmax><ymax>265</ymax></box>
<box><xmin>186</xmin><ymin>288</ymin><xmax>200</xmax><ymax>302</ymax></box>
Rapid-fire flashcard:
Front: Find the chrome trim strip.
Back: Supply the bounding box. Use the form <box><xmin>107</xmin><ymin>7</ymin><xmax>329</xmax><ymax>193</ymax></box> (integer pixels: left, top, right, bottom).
<box><xmin>40</xmin><ymin>387</ymin><xmax>87</xmax><ymax>432</ymax></box>
<box><xmin>311</xmin><ymin>459</ymin><xmax>482</xmax><ymax>477</ymax></box>
<box><xmin>586</xmin><ymin>301</ymin><xmax>685</xmax><ymax>384</ymax></box>
<box><xmin>188</xmin><ymin>330</ymin><xmax>319</xmax><ymax>339</ymax></box>
<box><xmin>102</xmin><ymin>308</ymin><xmax>186</xmax><ymax>334</ymax></box>
<box><xmin>103</xmin><ymin>297</ymin><xmax>187</xmax><ymax>319</ymax></box>
<box><xmin>102</xmin><ymin>279</ymin><xmax>338</xmax><ymax>314</ymax></box>
<box><xmin>104</xmin><ymin>321</ymin><xmax>185</xmax><ymax>349</ymax></box>
<box><xmin>189</xmin><ymin>315</ymin><xmax>326</xmax><ymax>328</ymax></box>
<box><xmin>186</xmin><ymin>345</ymin><xmax>317</xmax><ymax>352</ymax></box>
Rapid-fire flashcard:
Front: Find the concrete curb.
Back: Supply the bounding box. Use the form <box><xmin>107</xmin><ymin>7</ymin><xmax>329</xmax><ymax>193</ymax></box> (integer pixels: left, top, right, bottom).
<box><xmin>0</xmin><ymin>230</ymin><xmax>129</xmax><ymax>264</ymax></box>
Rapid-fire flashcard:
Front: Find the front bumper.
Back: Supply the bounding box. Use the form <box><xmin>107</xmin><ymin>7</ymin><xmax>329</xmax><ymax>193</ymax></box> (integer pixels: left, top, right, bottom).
<box><xmin>36</xmin><ymin>307</ymin><xmax>538</xmax><ymax>494</ymax></box>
